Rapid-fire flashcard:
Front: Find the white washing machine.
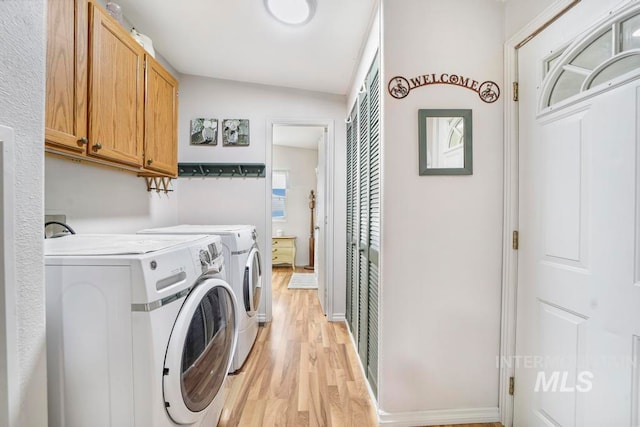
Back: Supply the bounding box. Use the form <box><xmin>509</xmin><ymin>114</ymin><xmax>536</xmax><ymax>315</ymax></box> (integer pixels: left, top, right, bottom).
<box><xmin>45</xmin><ymin>234</ymin><xmax>238</xmax><ymax>427</ymax></box>
<box><xmin>138</xmin><ymin>225</ymin><xmax>262</xmax><ymax>372</ymax></box>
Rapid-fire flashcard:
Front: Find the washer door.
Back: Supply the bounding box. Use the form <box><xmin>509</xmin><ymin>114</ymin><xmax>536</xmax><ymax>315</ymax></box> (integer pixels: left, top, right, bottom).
<box><xmin>243</xmin><ymin>247</ymin><xmax>262</xmax><ymax>316</ymax></box>
<box><xmin>163</xmin><ymin>279</ymin><xmax>238</xmax><ymax>424</ymax></box>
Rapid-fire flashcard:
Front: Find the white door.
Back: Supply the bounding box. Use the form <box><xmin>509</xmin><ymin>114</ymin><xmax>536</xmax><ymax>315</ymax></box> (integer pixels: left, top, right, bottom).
<box><xmin>316</xmin><ymin>128</ymin><xmax>327</xmax><ymax>314</ymax></box>
<box><xmin>514</xmin><ymin>2</ymin><xmax>640</xmax><ymax>426</ymax></box>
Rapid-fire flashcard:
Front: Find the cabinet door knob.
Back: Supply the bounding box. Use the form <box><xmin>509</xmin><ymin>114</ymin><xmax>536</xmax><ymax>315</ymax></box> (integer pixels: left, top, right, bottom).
<box><xmin>93</xmin><ymin>142</ymin><xmax>102</xmax><ymax>150</ymax></box>
<box><xmin>147</xmin><ymin>158</ymin><xmax>154</xmax><ymax>165</ymax></box>
<box><xmin>78</xmin><ymin>136</ymin><xmax>88</xmax><ymax>145</ymax></box>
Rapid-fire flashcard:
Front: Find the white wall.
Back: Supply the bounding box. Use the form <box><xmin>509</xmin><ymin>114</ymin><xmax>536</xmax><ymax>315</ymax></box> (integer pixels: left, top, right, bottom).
<box><xmin>176</xmin><ymin>75</ymin><xmax>347</xmax><ymax>320</ymax></box>
<box><xmin>45</xmin><ymin>157</ymin><xmax>179</xmax><ymax>233</ymax></box>
<box><xmin>348</xmin><ymin>3</ymin><xmax>381</xmax><ymax>111</ymax></box>
<box><xmin>0</xmin><ymin>1</ymin><xmax>47</xmax><ymax>425</ymax></box>
<box><xmin>504</xmin><ymin>0</ymin><xmax>555</xmax><ymax>40</ymax></box>
<box><xmin>378</xmin><ymin>0</ymin><xmax>504</xmax><ymax>419</ymax></box>
<box><xmin>272</xmin><ymin>145</ymin><xmax>318</xmax><ymax>267</ymax></box>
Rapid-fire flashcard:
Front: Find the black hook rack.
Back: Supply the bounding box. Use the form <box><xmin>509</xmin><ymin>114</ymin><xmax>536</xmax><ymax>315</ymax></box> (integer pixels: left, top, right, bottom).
<box><xmin>177</xmin><ymin>163</ymin><xmax>266</xmax><ymax>178</ymax></box>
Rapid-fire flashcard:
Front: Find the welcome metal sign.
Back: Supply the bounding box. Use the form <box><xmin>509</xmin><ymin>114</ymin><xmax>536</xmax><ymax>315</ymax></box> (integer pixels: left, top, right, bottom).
<box><xmin>388</xmin><ymin>73</ymin><xmax>500</xmax><ymax>103</ymax></box>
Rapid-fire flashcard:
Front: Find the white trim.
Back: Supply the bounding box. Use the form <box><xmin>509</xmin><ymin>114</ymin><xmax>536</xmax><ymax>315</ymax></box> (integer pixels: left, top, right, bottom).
<box><xmin>266</xmin><ymin>118</ymin><xmax>336</xmax><ymax>320</ymax></box>
<box><xmin>0</xmin><ymin>126</ymin><xmax>17</xmax><ymax>427</ymax></box>
<box><xmin>330</xmin><ymin>313</ymin><xmax>345</xmax><ymax>322</ymax></box>
<box><xmin>378</xmin><ymin>407</ymin><xmax>500</xmax><ymax>427</ymax></box>
<box><xmin>501</xmin><ymin>1</ymin><xmax>583</xmax><ymax>426</ymax></box>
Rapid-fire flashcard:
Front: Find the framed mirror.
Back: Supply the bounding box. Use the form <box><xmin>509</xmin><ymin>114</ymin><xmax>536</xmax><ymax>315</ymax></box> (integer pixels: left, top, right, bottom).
<box><xmin>418</xmin><ymin>109</ymin><xmax>472</xmax><ymax>175</ymax></box>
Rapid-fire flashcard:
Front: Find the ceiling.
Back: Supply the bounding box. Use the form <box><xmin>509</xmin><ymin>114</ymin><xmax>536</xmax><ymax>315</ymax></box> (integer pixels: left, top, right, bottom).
<box><xmin>273</xmin><ymin>125</ymin><xmax>324</xmax><ymax>150</ymax></box>
<box><xmin>115</xmin><ymin>0</ymin><xmax>377</xmax><ymax>95</ymax></box>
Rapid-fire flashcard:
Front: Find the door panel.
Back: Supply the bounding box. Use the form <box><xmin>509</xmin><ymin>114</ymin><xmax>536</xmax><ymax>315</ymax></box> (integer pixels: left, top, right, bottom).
<box><xmin>45</xmin><ymin>0</ymin><xmax>88</xmax><ymax>153</ymax></box>
<box><xmin>316</xmin><ymin>129</ymin><xmax>327</xmax><ymax>314</ymax></box>
<box><xmin>89</xmin><ymin>5</ymin><xmax>144</xmax><ymax>167</ymax></box>
<box><xmin>346</xmin><ymin>107</ymin><xmax>359</xmax><ymax>338</ymax></box>
<box><xmin>144</xmin><ymin>55</ymin><xmax>178</xmax><ymax>176</ymax></box>
<box><xmin>542</xmin><ymin>114</ymin><xmax>585</xmax><ymax>263</ymax></box>
<box><xmin>357</xmin><ymin>82</ymin><xmax>370</xmax><ymax>369</ymax></box>
<box><xmin>346</xmin><ymin>54</ymin><xmax>380</xmax><ymax>395</ymax></box>
<box><xmin>515</xmin><ymin>3</ymin><xmax>640</xmax><ymax>425</ymax></box>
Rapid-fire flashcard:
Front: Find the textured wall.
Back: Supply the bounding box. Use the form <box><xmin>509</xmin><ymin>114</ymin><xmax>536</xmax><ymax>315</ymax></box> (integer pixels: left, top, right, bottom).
<box><xmin>0</xmin><ymin>1</ymin><xmax>48</xmax><ymax>426</ymax></box>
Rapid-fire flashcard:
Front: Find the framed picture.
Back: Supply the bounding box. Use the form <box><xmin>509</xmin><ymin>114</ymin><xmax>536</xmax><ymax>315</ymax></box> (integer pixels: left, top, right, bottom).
<box><xmin>190</xmin><ymin>118</ymin><xmax>218</xmax><ymax>145</ymax></box>
<box><xmin>222</xmin><ymin>119</ymin><xmax>250</xmax><ymax>146</ymax></box>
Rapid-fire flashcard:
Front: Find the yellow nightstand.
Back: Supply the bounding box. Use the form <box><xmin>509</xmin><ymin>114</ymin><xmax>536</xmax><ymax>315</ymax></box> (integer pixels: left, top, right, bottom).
<box><xmin>272</xmin><ymin>236</ymin><xmax>296</xmax><ymax>270</ymax></box>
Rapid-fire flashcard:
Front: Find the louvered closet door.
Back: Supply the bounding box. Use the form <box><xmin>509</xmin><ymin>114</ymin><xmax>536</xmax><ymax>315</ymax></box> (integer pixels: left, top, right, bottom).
<box><xmin>346</xmin><ymin>106</ymin><xmax>359</xmax><ymax>337</ymax></box>
<box><xmin>357</xmin><ymin>81</ymin><xmax>370</xmax><ymax>370</ymax></box>
<box><xmin>346</xmin><ymin>54</ymin><xmax>380</xmax><ymax>397</ymax></box>
<box><xmin>366</xmin><ymin>60</ymin><xmax>380</xmax><ymax>395</ymax></box>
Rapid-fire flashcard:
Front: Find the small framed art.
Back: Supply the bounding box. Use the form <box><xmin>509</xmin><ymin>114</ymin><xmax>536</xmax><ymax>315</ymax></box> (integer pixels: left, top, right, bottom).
<box><xmin>222</xmin><ymin>119</ymin><xmax>250</xmax><ymax>146</ymax></box>
<box><xmin>190</xmin><ymin>118</ymin><xmax>218</xmax><ymax>145</ymax></box>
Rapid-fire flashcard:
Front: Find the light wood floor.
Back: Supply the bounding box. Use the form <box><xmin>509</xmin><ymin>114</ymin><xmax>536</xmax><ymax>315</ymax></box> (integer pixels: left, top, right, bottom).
<box><xmin>218</xmin><ymin>267</ymin><xmax>502</xmax><ymax>427</ymax></box>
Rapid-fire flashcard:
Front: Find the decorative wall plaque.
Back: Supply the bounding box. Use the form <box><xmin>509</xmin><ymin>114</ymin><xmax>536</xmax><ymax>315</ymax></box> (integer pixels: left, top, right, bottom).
<box><xmin>388</xmin><ymin>73</ymin><xmax>500</xmax><ymax>103</ymax></box>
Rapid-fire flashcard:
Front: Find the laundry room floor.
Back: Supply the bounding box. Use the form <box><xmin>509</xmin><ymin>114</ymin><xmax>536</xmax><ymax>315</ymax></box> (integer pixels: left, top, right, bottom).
<box><xmin>218</xmin><ymin>267</ymin><xmax>503</xmax><ymax>427</ymax></box>
<box><xmin>219</xmin><ymin>266</ymin><xmax>377</xmax><ymax>426</ymax></box>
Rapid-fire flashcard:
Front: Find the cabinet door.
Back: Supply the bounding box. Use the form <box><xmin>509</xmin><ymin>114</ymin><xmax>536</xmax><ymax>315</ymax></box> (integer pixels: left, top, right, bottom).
<box><xmin>143</xmin><ymin>55</ymin><xmax>178</xmax><ymax>176</ymax></box>
<box><xmin>45</xmin><ymin>0</ymin><xmax>89</xmax><ymax>154</ymax></box>
<box><xmin>88</xmin><ymin>4</ymin><xmax>144</xmax><ymax>167</ymax></box>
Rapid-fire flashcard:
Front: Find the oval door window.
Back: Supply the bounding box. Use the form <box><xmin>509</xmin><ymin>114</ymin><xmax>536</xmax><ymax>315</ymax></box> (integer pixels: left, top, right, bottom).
<box><xmin>163</xmin><ymin>279</ymin><xmax>238</xmax><ymax>424</ymax></box>
<box><xmin>243</xmin><ymin>247</ymin><xmax>262</xmax><ymax>314</ymax></box>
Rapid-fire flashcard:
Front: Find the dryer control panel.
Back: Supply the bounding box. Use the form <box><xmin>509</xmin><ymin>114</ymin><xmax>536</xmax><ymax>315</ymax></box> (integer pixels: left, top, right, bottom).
<box><xmin>194</xmin><ymin>239</ymin><xmax>224</xmax><ymax>275</ymax></box>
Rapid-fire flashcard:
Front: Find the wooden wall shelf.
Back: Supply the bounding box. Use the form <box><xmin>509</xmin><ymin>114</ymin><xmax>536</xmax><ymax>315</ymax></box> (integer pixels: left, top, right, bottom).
<box><xmin>177</xmin><ymin>163</ymin><xmax>266</xmax><ymax>178</ymax></box>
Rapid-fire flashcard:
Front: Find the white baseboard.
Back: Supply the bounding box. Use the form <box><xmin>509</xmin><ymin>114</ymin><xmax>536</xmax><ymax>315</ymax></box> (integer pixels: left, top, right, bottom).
<box><xmin>378</xmin><ymin>407</ymin><xmax>500</xmax><ymax>426</ymax></box>
<box><xmin>257</xmin><ymin>313</ymin><xmax>267</xmax><ymax>324</ymax></box>
<box><xmin>329</xmin><ymin>312</ymin><xmax>345</xmax><ymax>322</ymax></box>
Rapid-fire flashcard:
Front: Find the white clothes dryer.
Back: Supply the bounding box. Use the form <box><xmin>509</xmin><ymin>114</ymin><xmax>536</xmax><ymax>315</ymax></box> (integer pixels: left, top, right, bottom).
<box><xmin>138</xmin><ymin>224</ymin><xmax>262</xmax><ymax>372</ymax></box>
<box><xmin>45</xmin><ymin>234</ymin><xmax>238</xmax><ymax>427</ymax></box>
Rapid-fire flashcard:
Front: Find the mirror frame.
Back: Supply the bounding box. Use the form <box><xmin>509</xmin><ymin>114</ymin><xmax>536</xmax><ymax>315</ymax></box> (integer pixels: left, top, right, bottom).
<box><xmin>418</xmin><ymin>109</ymin><xmax>473</xmax><ymax>175</ymax></box>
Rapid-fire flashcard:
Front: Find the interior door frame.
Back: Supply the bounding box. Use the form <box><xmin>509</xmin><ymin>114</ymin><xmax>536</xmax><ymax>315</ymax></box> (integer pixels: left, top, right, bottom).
<box><xmin>0</xmin><ymin>126</ymin><xmax>17</xmax><ymax>427</ymax></box>
<box><xmin>500</xmin><ymin>1</ymin><xmax>582</xmax><ymax>425</ymax></box>
<box><xmin>266</xmin><ymin>118</ymin><xmax>335</xmax><ymax>319</ymax></box>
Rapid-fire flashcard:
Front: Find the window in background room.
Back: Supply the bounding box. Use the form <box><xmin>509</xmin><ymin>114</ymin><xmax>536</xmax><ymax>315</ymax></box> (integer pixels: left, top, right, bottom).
<box><xmin>272</xmin><ymin>170</ymin><xmax>288</xmax><ymax>220</ymax></box>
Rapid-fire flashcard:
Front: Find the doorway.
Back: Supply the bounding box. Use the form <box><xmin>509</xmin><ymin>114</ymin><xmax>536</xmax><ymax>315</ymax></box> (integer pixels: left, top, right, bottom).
<box><xmin>268</xmin><ymin>120</ymin><xmax>332</xmax><ymax>315</ymax></box>
<box><xmin>502</xmin><ymin>1</ymin><xmax>640</xmax><ymax>425</ymax></box>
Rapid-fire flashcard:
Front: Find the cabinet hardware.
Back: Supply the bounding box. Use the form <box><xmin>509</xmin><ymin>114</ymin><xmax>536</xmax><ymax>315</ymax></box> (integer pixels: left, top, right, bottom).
<box><xmin>93</xmin><ymin>142</ymin><xmax>102</xmax><ymax>150</ymax></box>
<box><xmin>78</xmin><ymin>136</ymin><xmax>88</xmax><ymax>145</ymax></box>
<box><xmin>147</xmin><ymin>158</ymin><xmax>154</xmax><ymax>165</ymax></box>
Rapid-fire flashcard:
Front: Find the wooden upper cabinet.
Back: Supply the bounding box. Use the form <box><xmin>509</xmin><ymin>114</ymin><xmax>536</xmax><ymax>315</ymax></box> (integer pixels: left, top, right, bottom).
<box><xmin>45</xmin><ymin>0</ymin><xmax>178</xmax><ymax>177</ymax></box>
<box><xmin>143</xmin><ymin>55</ymin><xmax>178</xmax><ymax>176</ymax></box>
<box><xmin>45</xmin><ymin>0</ymin><xmax>89</xmax><ymax>153</ymax></box>
<box><xmin>88</xmin><ymin>3</ymin><xmax>144</xmax><ymax>167</ymax></box>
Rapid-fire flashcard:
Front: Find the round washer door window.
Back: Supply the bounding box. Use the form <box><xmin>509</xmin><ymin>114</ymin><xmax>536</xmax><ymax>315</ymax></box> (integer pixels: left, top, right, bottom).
<box><xmin>243</xmin><ymin>247</ymin><xmax>262</xmax><ymax>315</ymax></box>
<box><xmin>163</xmin><ymin>278</ymin><xmax>238</xmax><ymax>424</ymax></box>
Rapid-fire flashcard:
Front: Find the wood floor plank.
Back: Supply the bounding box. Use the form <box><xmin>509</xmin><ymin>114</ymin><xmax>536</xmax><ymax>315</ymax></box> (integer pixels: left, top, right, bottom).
<box><xmin>218</xmin><ymin>266</ymin><xmax>502</xmax><ymax>427</ymax></box>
